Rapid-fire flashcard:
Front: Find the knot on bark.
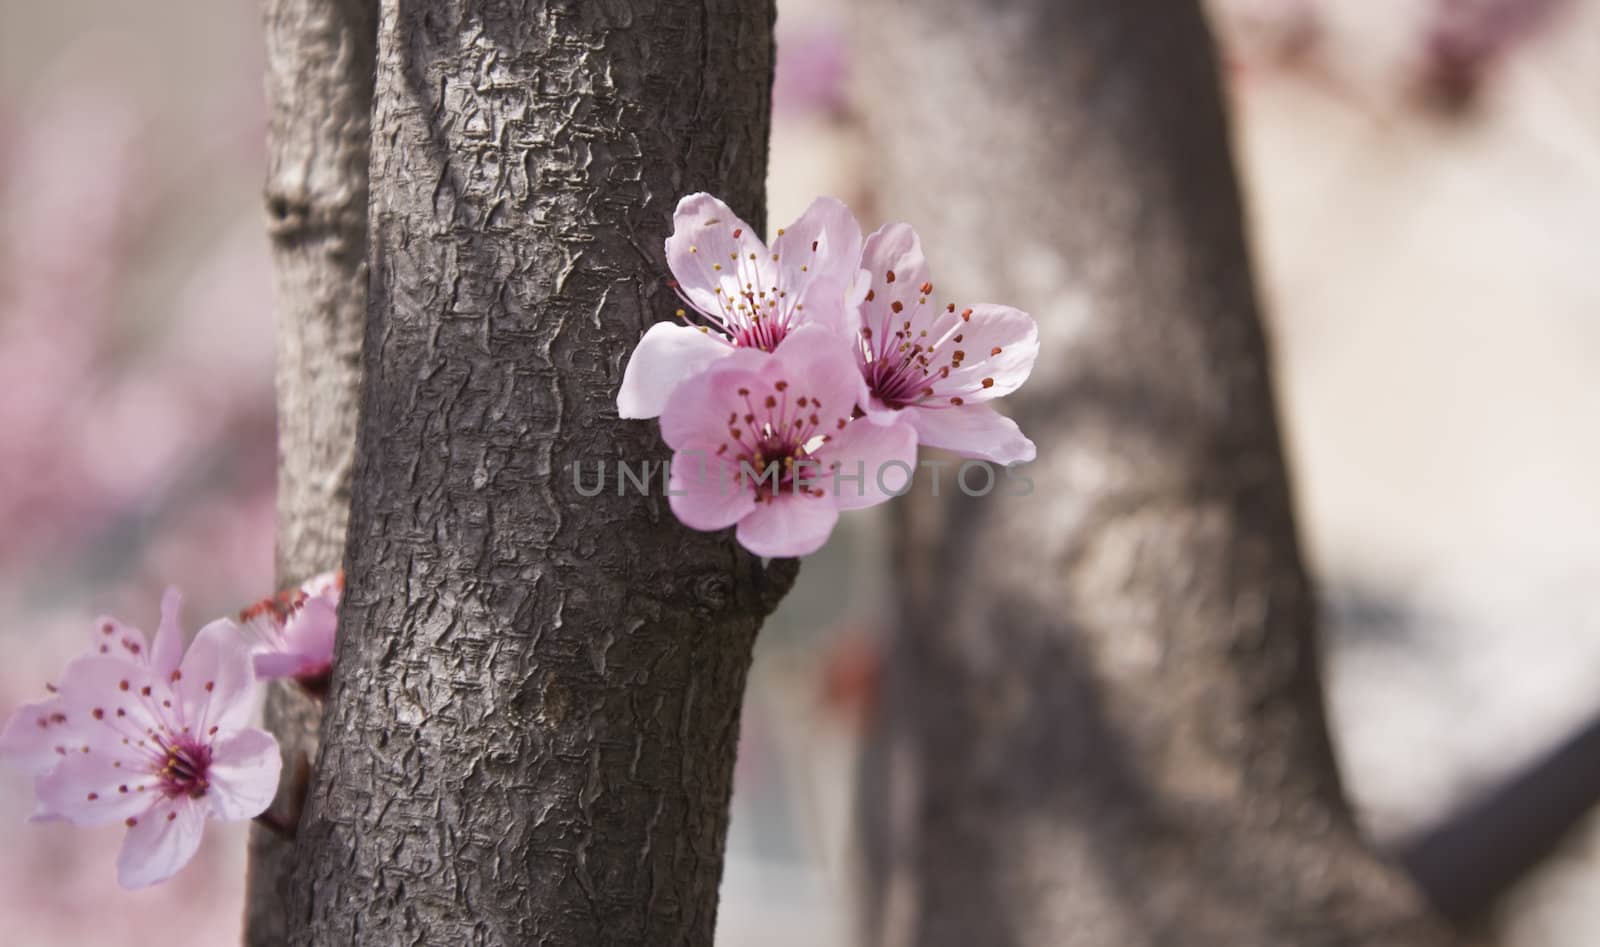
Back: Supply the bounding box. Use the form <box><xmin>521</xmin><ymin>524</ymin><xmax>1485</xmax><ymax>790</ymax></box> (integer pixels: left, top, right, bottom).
<box><xmin>264</xmin><ymin>187</ymin><xmax>366</xmax><ymax>252</ymax></box>
<box><xmin>691</xmin><ymin>572</ymin><xmax>733</xmax><ymax>619</ymax></box>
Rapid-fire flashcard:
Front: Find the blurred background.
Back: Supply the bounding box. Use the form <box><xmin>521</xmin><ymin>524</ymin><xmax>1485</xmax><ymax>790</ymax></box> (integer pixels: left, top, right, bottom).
<box><xmin>1</xmin><ymin>0</ymin><xmax>1598</xmax><ymax>943</ymax></box>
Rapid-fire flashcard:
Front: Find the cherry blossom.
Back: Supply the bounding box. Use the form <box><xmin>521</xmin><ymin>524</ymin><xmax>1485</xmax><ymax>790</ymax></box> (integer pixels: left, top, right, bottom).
<box><xmin>850</xmin><ymin>223</ymin><xmax>1039</xmax><ymax>465</ymax></box>
<box><xmin>660</xmin><ymin>326</ymin><xmax>916</xmax><ymax>557</ymax></box>
<box><xmin>239</xmin><ymin>570</ymin><xmax>341</xmax><ymax>687</ymax></box>
<box><xmin>616</xmin><ymin>192</ymin><xmax>866</xmax><ymax>419</ymax></box>
<box><xmin>7</xmin><ymin>588</ymin><xmax>280</xmax><ymax>888</ymax></box>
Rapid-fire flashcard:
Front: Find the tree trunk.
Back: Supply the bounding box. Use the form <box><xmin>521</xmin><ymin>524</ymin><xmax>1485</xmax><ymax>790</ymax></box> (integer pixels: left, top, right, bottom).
<box><xmin>246</xmin><ymin>0</ymin><xmax>376</xmax><ymax>943</ymax></box>
<box><xmin>852</xmin><ymin>1</ymin><xmax>1460</xmax><ymax>945</ymax></box>
<box><xmin>285</xmin><ymin>2</ymin><xmax>787</xmax><ymax>944</ymax></box>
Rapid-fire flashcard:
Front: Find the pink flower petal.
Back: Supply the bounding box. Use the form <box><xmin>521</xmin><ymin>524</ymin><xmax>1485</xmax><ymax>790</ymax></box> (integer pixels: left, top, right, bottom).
<box><xmin>176</xmin><ymin>620</ymin><xmax>257</xmax><ymax>735</ymax></box>
<box><xmin>856</xmin><ymin>223</ymin><xmax>932</xmax><ymax>340</ymax></box>
<box><xmin>253</xmin><ymin>651</ymin><xmax>315</xmax><ymax>680</ymax></box>
<box><xmin>907</xmin><ymin>403</ymin><xmax>1037</xmax><ymax>465</ymax></box>
<box><xmin>736</xmin><ymin>496</ymin><xmax>840</xmax><ymax>557</ymax></box>
<box><xmin>116</xmin><ymin>797</ymin><xmax>207</xmax><ymax>889</ymax></box>
<box><xmin>667</xmin><ymin>447</ymin><xmax>758</xmax><ymax>531</ymax></box>
<box><xmin>90</xmin><ymin>614</ymin><xmax>150</xmax><ymax>663</ymax></box>
<box><xmin>658</xmin><ymin>350</ymin><xmax>769</xmax><ymax>450</ymax></box>
<box><xmin>204</xmin><ymin>728</ymin><xmax>281</xmax><ymax>821</ymax></box>
<box><xmin>770</xmin><ymin>196</ymin><xmax>866</xmax><ymax>336</ymax></box>
<box><xmin>280</xmin><ymin>597</ymin><xmax>337</xmax><ymax>668</ymax></box>
<box><xmin>817</xmin><ymin>417</ymin><xmax>919</xmax><ymax>511</ymax></box>
<box><xmin>34</xmin><ymin>750</ymin><xmax>151</xmax><ymax>825</ymax></box>
<box><xmin>150</xmin><ymin>586</ymin><xmax>186</xmax><ymax>678</ymax></box>
<box><xmin>616</xmin><ymin>321</ymin><xmax>733</xmax><ymax>420</ymax></box>
<box><xmin>664</xmin><ymin>193</ymin><xmax>771</xmax><ymax>319</ymax></box>
<box><xmin>56</xmin><ymin>655</ymin><xmax>166</xmax><ymax>742</ymax></box>
<box><xmin>0</xmin><ymin>697</ymin><xmax>71</xmax><ymax>773</ymax></box>
<box><xmin>928</xmin><ymin>304</ymin><xmax>1038</xmax><ymax>402</ymax></box>
<box><xmin>768</xmin><ymin>324</ymin><xmax>870</xmax><ymax>417</ymax></box>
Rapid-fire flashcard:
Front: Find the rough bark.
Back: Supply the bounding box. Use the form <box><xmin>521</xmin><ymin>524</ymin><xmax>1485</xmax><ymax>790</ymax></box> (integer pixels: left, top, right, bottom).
<box><xmin>246</xmin><ymin>0</ymin><xmax>377</xmax><ymax>943</ymax></box>
<box><xmin>852</xmin><ymin>1</ymin><xmax>1461</xmax><ymax>945</ymax></box>
<box><xmin>286</xmin><ymin>2</ymin><xmax>784</xmax><ymax>944</ymax></box>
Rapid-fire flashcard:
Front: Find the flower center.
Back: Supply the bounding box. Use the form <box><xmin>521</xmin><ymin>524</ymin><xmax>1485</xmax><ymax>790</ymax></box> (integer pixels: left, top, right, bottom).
<box><xmin>719</xmin><ymin>380</ymin><xmax>843</xmax><ymax>501</ymax></box>
<box><xmin>858</xmin><ymin>281</ymin><xmax>986</xmax><ymax>410</ymax></box>
<box><xmin>155</xmin><ymin>735</ymin><xmax>212</xmax><ymax>799</ymax></box>
<box><xmin>730</xmin><ymin>316</ymin><xmax>788</xmax><ymax>352</ymax></box>
<box><xmin>747</xmin><ymin>437</ymin><xmax>813</xmax><ymax>500</ymax></box>
<box><xmin>670</xmin><ymin>221</ymin><xmax>801</xmax><ymax>353</ymax></box>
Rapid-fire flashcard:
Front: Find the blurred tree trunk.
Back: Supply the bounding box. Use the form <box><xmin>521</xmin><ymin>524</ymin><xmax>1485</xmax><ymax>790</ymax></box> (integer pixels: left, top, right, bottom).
<box><xmin>282</xmin><ymin>2</ymin><xmax>786</xmax><ymax>944</ymax></box>
<box><xmin>852</xmin><ymin>1</ymin><xmax>1461</xmax><ymax>945</ymax></box>
<box><xmin>246</xmin><ymin>0</ymin><xmax>376</xmax><ymax>943</ymax></box>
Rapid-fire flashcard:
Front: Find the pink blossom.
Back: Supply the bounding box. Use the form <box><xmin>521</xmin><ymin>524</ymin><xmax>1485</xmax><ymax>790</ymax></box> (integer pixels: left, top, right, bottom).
<box><xmin>239</xmin><ymin>571</ymin><xmax>341</xmax><ymax>685</ymax></box>
<box><xmin>10</xmin><ymin>588</ymin><xmax>279</xmax><ymax>889</ymax></box>
<box><xmin>850</xmin><ymin>224</ymin><xmax>1039</xmax><ymax>465</ymax></box>
<box><xmin>661</xmin><ymin>326</ymin><xmax>916</xmax><ymax>557</ymax></box>
<box><xmin>616</xmin><ymin>193</ymin><xmax>866</xmax><ymax>419</ymax></box>
<box><xmin>0</xmin><ymin>90</ymin><xmax>276</xmax><ymax>571</ymax></box>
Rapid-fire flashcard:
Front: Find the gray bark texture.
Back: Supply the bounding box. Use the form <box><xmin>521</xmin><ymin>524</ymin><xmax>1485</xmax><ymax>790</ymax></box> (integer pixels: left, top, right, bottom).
<box><xmin>285</xmin><ymin>2</ymin><xmax>787</xmax><ymax>944</ymax></box>
<box><xmin>247</xmin><ymin>0</ymin><xmax>376</xmax><ymax>943</ymax></box>
<box><xmin>851</xmin><ymin>1</ymin><xmax>1464</xmax><ymax>945</ymax></box>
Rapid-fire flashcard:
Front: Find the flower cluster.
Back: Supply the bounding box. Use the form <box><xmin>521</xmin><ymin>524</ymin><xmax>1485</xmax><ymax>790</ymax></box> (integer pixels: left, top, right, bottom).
<box><xmin>618</xmin><ymin>194</ymin><xmax>1040</xmax><ymax>557</ymax></box>
<box><xmin>0</xmin><ymin>574</ymin><xmax>341</xmax><ymax>889</ymax></box>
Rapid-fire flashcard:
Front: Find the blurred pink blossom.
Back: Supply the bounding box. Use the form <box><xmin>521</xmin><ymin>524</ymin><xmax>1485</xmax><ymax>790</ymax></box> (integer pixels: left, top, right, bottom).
<box><xmin>0</xmin><ymin>91</ymin><xmax>274</xmax><ymax>573</ymax></box>
<box><xmin>774</xmin><ymin>24</ymin><xmax>850</xmax><ymax>118</ymax></box>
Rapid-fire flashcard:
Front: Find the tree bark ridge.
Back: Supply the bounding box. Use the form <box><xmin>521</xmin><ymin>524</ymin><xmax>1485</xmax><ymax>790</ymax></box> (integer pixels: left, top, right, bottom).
<box><xmin>287</xmin><ymin>2</ymin><xmax>777</xmax><ymax>944</ymax></box>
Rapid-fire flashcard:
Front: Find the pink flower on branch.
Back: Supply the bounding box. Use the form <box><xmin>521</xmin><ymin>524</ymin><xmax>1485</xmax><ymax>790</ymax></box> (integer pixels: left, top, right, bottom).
<box><xmin>851</xmin><ymin>224</ymin><xmax>1039</xmax><ymax>465</ymax></box>
<box><xmin>619</xmin><ymin>194</ymin><xmax>1042</xmax><ymax>557</ymax></box>
<box><xmin>617</xmin><ymin>192</ymin><xmax>866</xmax><ymax>419</ymax></box>
<box><xmin>1</xmin><ymin>588</ymin><xmax>279</xmax><ymax>889</ymax></box>
<box><xmin>238</xmin><ymin>570</ymin><xmax>341</xmax><ymax>689</ymax></box>
<box><xmin>661</xmin><ymin>327</ymin><xmax>916</xmax><ymax>557</ymax></box>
